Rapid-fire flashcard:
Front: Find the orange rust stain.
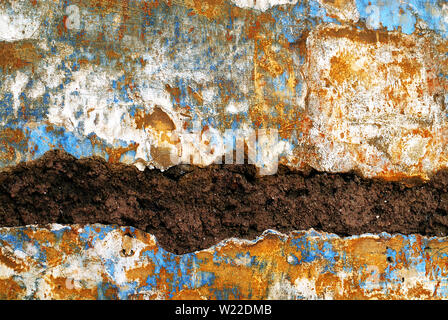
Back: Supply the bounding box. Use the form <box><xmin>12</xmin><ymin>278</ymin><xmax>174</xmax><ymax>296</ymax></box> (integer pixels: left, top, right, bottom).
<box><xmin>256</xmin><ymin>40</ymin><xmax>285</xmax><ymax>77</ymax></box>
<box><xmin>134</xmin><ymin>107</ymin><xmax>176</xmax><ymax>131</ymax></box>
<box><xmin>329</xmin><ymin>50</ymin><xmax>366</xmax><ymax>85</ymax></box>
<box><xmin>150</xmin><ymin>146</ymin><xmax>175</xmax><ymax>168</ymax></box>
<box><xmin>406</xmin><ymin>282</ymin><xmax>433</xmax><ymax>299</ymax></box>
<box><xmin>126</xmin><ymin>264</ymin><xmax>155</xmax><ymax>286</ymax></box>
<box><xmin>193</xmin><ymin>235</ymin><xmax>292</xmax><ymax>299</ymax></box>
<box><xmin>165</xmin><ymin>84</ymin><xmax>182</xmax><ymax>104</ymax></box>
<box><xmin>322</xmin><ymin>0</ymin><xmax>353</xmax><ymax>9</ymax></box>
<box><xmin>187</xmin><ymin>86</ymin><xmax>204</xmax><ymax>106</ymax></box>
<box><xmin>139</xmin><ymin>56</ymin><xmax>147</xmax><ymax>68</ymax></box>
<box><xmin>0</xmin><ymin>252</ymin><xmax>26</xmax><ymax>273</ymax></box>
<box><xmin>60</xmin><ymin>16</ymin><xmax>69</xmax><ymax>35</ymax></box>
<box><xmin>0</xmin><ymin>41</ymin><xmax>41</xmax><ymax>72</ymax></box>
<box><xmin>86</xmin><ymin>107</ymin><xmax>96</xmax><ymax>116</ymax></box>
<box><xmin>377</xmin><ymin>55</ymin><xmax>423</xmax><ymax>110</ymax></box>
<box><xmin>0</xmin><ymin>128</ymin><xmax>28</xmax><ymax>162</ymax></box>
<box><xmin>142</xmin><ymin>0</ymin><xmax>160</xmax><ymax>17</ymax></box>
<box><xmin>44</xmin><ymin>247</ymin><xmax>64</xmax><ymax>267</ymax></box>
<box><xmin>377</xmin><ymin>167</ymin><xmax>428</xmax><ymax>185</ymax></box>
<box><xmin>0</xmin><ymin>128</ymin><xmax>27</xmax><ymax>147</ymax></box>
<box><xmin>80</xmin><ymin>0</ymin><xmax>129</xmax><ymax>12</ymax></box>
<box><xmin>315</xmin><ymin>272</ymin><xmax>343</xmax><ymax>298</ymax></box>
<box><xmin>119</xmin><ymin>0</ymin><xmax>130</xmax><ymax>41</ymax></box>
<box><xmin>245</xmin><ymin>12</ymin><xmax>275</xmax><ymax>41</ymax></box>
<box><xmin>170</xmin><ymin>289</ymin><xmax>206</xmax><ymax>300</ymax></box>
<box><xmin>24</xmin><ymin>229</ymin><xmax>56</xmax><ymax>244</ymax></box>
<box><xmin>397</xmin><ymin>57</ymin><xmax>421</xmax><ymax>80</ymax></box>
<box><xmin>78</xmin><ymin>58</ymin><xmax>90</xmax><ymax>67</ymax></box>
<box><xmin>243</xmin><ymin>12</ymin><xmax>303</xmax><ymax>140</ymax></box>
<box><xmin>424</xmin><ymin>241</ymin><xmax>448</xmax><ymax>279</ymax></box>
<box><xmin>343</xmin><ymin>237</ymin><xmax>389</xmax><ymax>270</ymax></box>
<box><xmin>87</xmin><ymin>133</ymin><xmax>107</xmax><ymax>156</ymax></box>
<box><xmin>289</xmin><ymin>30</ymin><xmax>309</xmax><ymax>55</ymax></box>
<box><xmin>0</xmin><ymin>279</ymin><xmax>25</xmax><ymax>300</ymax></box>
<box><xmin>437</xmin><ymin>41</ymin><xmax>448</xmax><ymax>78</ymax></box>
<box><xmin>184</xmin><ymin>0</ymin><xmax>228</xmax><ymax>22</ymax></box>
<box><xmin>58</xmin><ymin>227</ymin><xmax>84</xmax><ymax>255</ymax></box>
<box><xmin>407</xmin><ymin>128</ymin><xmax>433</xmax><ymax>139</ymax></box>
<box><xmin>329</xmin><ymin>47</ymin><xmax>421</xmax><ymax>90</ymax></box>
<box><xmin>106</xmin><ymin>142</ymin><xmax>139</xmax><ymax>163</ymax></box>
<box><xmin>105</xmin><ymin>47</ymin><xmax>120</xmax><ymax>60</ymax></box>
<box><xmin>317</xmin><ymin>25</ymin><xmax>413</xmax><ymax>46</ymax></box>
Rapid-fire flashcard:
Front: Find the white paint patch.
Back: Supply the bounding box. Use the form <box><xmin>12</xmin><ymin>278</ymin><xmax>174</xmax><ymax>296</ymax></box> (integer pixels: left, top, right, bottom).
<box><xmin>304</xmin><ymin>24</ymin><xmax>448</xmax><ymax>179</ymax></box>
<box><xmin>267</xmin><ymin>276</ymin><xmax>303</xmax><ymax>299</ymax></box>
<box><xmin>9</xmin><ymin>71</ymin><xmax>29</xmax><ymax>114</ymax></box>
<box><xmin>0</xmin><ymin>1</ymin><xmax>46</xmax><ymax>41</ymax></box>
<box><xmin>318</xmin><ymin>0</ymin><xmax>360</xmax><ymax>23</ymax></box>
<box><xmin>231</xmin><ymin>0</ymin><xmax>298</xmax><ymax>11</ymax></box>
<box><xmin>233</xmin><ymin>253</ymin><xmax>253</xmax><ymax>266</ymax></box>
<box><xmin>226</xmin><ymin>100</ymin><xmax>248</xmax><ymax>114</ymax></box>
<box><xmin>293</xmin><ymin>277</ymin><xmax>318</xmax><ymax>299</ymax></box>
<box><xmin>93</xmin><ymin>230</ymin><xmax>148</xmax><ymax>286</ymax></box>
<box><xmin>29</xmin><ymin>80</ymin><xmax>45</xmax><ymax>100</ymax></box>
<box><xmin>0</xmin><ymin>263</ymin><xmax>14</xmax><ymax>279</ymax></box>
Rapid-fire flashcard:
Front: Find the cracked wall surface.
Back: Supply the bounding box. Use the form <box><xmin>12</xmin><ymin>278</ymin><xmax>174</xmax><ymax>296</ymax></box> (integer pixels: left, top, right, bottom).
<box><xmin>1</xmin><ymin>224</ymin><xmax>448</xmax><ymax>300</ymax></box>
<box><xmin>0</xmin><ymin>0</ymin><xmax>446</xmax><ymax>179</ymax></box>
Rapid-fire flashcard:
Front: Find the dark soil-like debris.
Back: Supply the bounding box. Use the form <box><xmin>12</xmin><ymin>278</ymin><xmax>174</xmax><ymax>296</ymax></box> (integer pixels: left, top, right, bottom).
<box><xmin>1</xmin><ymin>149</ymin><xmax>448</xmax><ymax>254</ymax></box>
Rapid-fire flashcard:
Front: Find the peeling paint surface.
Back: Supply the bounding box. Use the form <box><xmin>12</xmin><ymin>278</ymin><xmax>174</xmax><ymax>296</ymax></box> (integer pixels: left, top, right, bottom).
<box><xmin>0</xmin><ymin>0</ymin><xmax>446</xmax><ymax>179</ymax></box>
<box><xmin>0</xmin><ymin>224</ymin><xmax>447</xmax><ymax>300</ymax></box>
<box><xmin>1</xmin><ymin>0</ymin><xmax>448</xmax><ymax>300</ymax></box>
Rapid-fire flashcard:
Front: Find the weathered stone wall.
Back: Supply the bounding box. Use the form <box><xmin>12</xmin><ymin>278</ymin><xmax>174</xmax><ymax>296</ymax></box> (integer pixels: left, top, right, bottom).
<box><xmin>1</xmin><ymin>224</ymin><xmax>448</xmax><ymax>300</ymax></box>
<box><xmin>1</xmin><ymin>0</ymin><xmax>448</xmax><ymax>299</ymax></box>
<box><xmin>0</xmin><ymin>0</ymin><xmax>447</xmax><ymax>179</ymax></box>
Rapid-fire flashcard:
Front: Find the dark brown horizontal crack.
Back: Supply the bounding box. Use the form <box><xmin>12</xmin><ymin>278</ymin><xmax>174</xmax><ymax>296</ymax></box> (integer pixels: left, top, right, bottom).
<box><xmin>1</xmin><ymin>149</ymin><xmax>448</xmax><ymax>255</ymax></box>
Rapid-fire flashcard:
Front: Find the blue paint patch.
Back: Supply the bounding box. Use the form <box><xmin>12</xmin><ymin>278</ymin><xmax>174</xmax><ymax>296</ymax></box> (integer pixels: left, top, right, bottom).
<box><xmin>356</xmin><ymin>0</ymin><xmax>447</xmax><ymax>37</ymax></box>
<box><xmin>0</xmin><ymin>93</ymin><xmax>13</xmax><ymax>122</ymax></box>
<box><xmin>27</xmin><ymin>124</ymin><xmax>93</xmax><ymax>159</ymax></box>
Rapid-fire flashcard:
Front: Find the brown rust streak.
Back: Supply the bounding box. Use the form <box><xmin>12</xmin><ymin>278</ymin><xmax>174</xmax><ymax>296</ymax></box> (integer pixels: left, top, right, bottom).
<box><xmin>126</xmin><ymin>264</ymin><xmax>156</xmax><ymax>286</ymax></box>
<box><xmin>106</xmin><ymin>142</ymin><xmax>139</xmax><ymax>163</ymax></box>
<box><xmin>187</xmin><ymin>86</ymin><xmax>204</xmax><ymax>106</ymax></box>
<box><xmin>0</xmin><ymin>41</ymin><xmax>41</xmax><ymax>72</ymax></box>
<box><xmin>180</xmin><ymin>0</ymin><xmax>229</xmax><ymax>22</ymax></box>
<box><xmin>322</xmin><ymin>0</ymin><xmax>353</xmax><ymax>9</ymax></box>
<box><xmin>0</xmin><ymin>128</ymin><xmax>28</xmax><ymax>163</ymax></box>
<box><xmin>249</xmin><ymin>19</ymin><xmax>303</xmax><ymax>139</ymax></box>
<box><xmin>0</xmin><ymin>253</ymin><xmax>27</xmax><ymax>274</ymax></box>
<box><xmin>0</xmin><ymin>279</ymin><xmax>25</xmax><ymax>299</ymax></box>
<box><xmin>317</xmin><ymin>25</ymin><xmax>415</xmax><ymax>46</ymax></box>
<box><xmin>165</xmin><ymin>84</ymin><xmax>182</xmax><ymax>104</ymax></box>
<box><xmin>134</xmin><ymin>107</ymin><xmax>176</xmax><ymax>131</ymax></box>
<box><xmin>150</xmin><ymin>146</ymin><xmax>175</xmax><ymax>168</ymax></box>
